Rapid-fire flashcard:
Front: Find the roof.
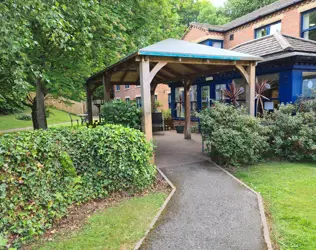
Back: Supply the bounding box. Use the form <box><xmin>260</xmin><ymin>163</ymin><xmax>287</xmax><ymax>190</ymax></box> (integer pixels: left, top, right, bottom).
<box><xmin>138</xmin><ymin>38</ymin><xmax>261</xmax><ymax>61</ymax></box>
<box><xmin>87</xmin><ymin>38</ymin><xmax>262</xmax><ymax>84</ymax></box>
<box><xmin>190</xmin><ymin>0</ymin><xmax>304</xmax><ymax>32</ymax></box>
<box><xmin>230</xmin><ymin>32</ymin><xmax>316</xmax><ymax>60</ymax></box>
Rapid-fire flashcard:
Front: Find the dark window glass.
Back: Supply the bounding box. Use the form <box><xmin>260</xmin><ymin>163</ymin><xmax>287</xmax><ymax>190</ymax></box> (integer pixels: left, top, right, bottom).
<box><xmin>116</xmin><ymin>85</ymin><xmax>120</xmax><ymax>91</ymax></box>
<box><xmin>302</xmin><ymin>9</ymin><xmax>316</xmax><ymax>41</ymax></box>
<box><xmin>230</xmin><ymin>34</ymin><xmax>234</xmax><ymax>41</ymax></box>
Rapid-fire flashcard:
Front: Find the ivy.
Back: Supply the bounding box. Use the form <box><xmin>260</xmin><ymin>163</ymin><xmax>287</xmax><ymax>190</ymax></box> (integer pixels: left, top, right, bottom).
<box><xmin>0</xmin><ymin>125</ymin><xmax>155</xmax><ymax>248</ymax></box>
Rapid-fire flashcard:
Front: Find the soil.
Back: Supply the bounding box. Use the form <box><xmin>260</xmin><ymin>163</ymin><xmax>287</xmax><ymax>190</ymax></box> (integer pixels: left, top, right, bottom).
<box><xmin>23</xmin><ymin>173</ymin><xmax>171</xmax><ymax>250</ymax></box>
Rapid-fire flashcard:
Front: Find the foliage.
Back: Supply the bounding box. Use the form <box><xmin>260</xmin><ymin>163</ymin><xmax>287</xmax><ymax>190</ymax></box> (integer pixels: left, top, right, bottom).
<box><xmin>101</xmin><ymin>100</ymin><xmax>141</xmax><ymax>129</ymax></box>
<box><xmin>15</xmin><ymin>114</ymin><xmax>32</xmax><ymax>121</ymax></box>
<box><xmin>197</xmin><ymin>1</ymin><xmax>229</xmax><ymax>25</ymax></box>
<box><xmin>223</xmin><ymin>0</ymin><xmax>278</xmax><ymax>20</ymax></box>
<box><xmin>235</xmin><ymin>162</ymin><xmax>316</xmax><ymax>250</ymax></box>
<box><xmin>222</xmin><ymin>81</ymin><xmax>244</xmax><ymax>107</ymax></box>
<box><xmin>162</xmin><ymin>109</ymin><xmax>172</xmax><ymax>120</ymax></box>
<box><xmin>0</xmin><ymin>125</ymin><xmax>155</xmax><ymax>247</ymax></box>
<box><xmin>34</xmin><ymin>192</ymin><xmax>166</xmax><ymax>250</ymax></box>
<box><xmin>198</xmin><ymin>102</ymin><xmax>268</xmax><ymax>167</ymax></box>
<box><xmin>265</xmin><ymin>104</ymin><xmax>316</xmax><ymax>161</ymax></box>
<box><xmin>296</xmin><ymin>92</ymin><xmax>316</xmax><ymax>113</ymax></box>
<box><xmin>255</xmin><ymin>79</ymin><xmax>272</xmax><ymax>115</ymax></box>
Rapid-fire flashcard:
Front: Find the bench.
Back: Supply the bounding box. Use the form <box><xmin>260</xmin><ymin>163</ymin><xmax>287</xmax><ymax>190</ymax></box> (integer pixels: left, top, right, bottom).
<box><xmin>68</xmin><ymin>113</ymin><xmax>79</xmax><ymax>126</ymax></box>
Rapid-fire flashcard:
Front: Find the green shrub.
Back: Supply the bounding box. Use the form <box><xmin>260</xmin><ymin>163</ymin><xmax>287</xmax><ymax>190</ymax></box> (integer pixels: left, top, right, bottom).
<box><xmin>0</xmin><ymin>125</ymin><xmax>155</xmax><ymax>247</ymax></box>
<box><xmin>265</xmin><ymin>104</ymin><xmax>316</xmax><ymax>161</ymax></box>
<box><xmin>198</xmin><ymin>102</ymin><xmax>269</xmax><ymax>167</ymax></box>
<box><xmin>162</xmin><ymin>109</ymin><xmax>171</xmax><ymax>119</ymax></box>
<box><xmin>101</xmin><ymin>100</ymin><xmax>141</xmax><ymax>129</ymax></box>
<box><xmin>15</xmin><ymin>113</ymin><xmax>32</xmax><ymax>120</ymax></box>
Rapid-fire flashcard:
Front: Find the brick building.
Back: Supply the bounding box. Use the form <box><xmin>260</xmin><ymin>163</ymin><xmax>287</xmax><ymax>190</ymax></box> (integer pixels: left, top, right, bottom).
<box><xmin>168</xmin><ymin>0</ymin><xmax>316</xmax><ymax>121</ymax></box>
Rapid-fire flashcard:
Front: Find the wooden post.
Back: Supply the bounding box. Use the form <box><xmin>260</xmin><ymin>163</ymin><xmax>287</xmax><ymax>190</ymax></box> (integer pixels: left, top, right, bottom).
<box><xmin>103</xmin><ymin>74</ymin><xmax>111</xmax><ymax>102</ymax></box>
<box><xmin>140</xmin><ymin>58</ymin><xmax>153</xmax><ymax>142</ymax></box>
<box><xmin>247</xmin><ymin>62</ymin><xmax>256</xmax><ymax>116</ymax></box>
<box><xmin>184</xmin><ymin>79</ymin><xmax>192</xmax><ymax>139</ymax></box>
<box><xmin>86</xmin><ymin>83</ymin><xmax>93</xmax><ymax>125</ymax></box>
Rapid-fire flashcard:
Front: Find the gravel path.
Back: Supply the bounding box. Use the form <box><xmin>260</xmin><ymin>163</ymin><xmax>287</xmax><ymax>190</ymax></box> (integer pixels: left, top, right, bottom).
<box><xmin>141</xmin><ymin>131</ymin><xmax>265</xmax><ymax>250</ymax></box>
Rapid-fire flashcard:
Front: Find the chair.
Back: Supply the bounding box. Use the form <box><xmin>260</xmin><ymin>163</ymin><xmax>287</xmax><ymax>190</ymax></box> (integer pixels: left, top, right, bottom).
<box><xmin>152</xmin><ymin>112</ymin><xmax>164</xmax><ymax>134</ymax></box>
<box><xmin>69</xmin><ymin>113</ymin><xmax>79</xmax><ymax>126</ymax></box>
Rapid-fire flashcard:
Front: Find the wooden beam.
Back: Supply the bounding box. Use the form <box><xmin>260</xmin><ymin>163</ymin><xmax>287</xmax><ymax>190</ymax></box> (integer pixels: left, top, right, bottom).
<box><xmin>149</xmin><ymin>62</ymin><xmax>167</xmax><ymax>83</ymax></box>
<box><xmin>184</xmin><ymin>78</ymin><xmax>193</xmax><ymax>139</ymax></box>
<box><xmin>86</xmin><ymin>83</ymin><xmax>93</xmax><ymax>125</ymax></box>
<box><xmin>247</xmin><ymin>62</ymin><xmax>256</xmax><ymax>116</ymax></box>
<box><xmin>103</xmin><ymin>74</ymin><xmax>112</xmax><ymax>102</ymax></box>
<box><xmin>159</xmin><ymin>67</ymin><xmax>180</xmax><ymax>77</ymax></box>
<box><xmin>119</xmin><ymin>71</ymin><xmax>129</xmax><ymax>85</ymax></box>
<box><xmin>140</xmin><ymin>58</ymin><xmax>152</xmax><ymax>142</ymax></box>
<box><xmin>235</xmin><ymin>65</ymin><xmax>249</xmax><ymax>84</ymax></box>
<box><xmin>145</xmin><ymin>56</ymin><xmax>250</xmax><ymax>66</ymax></box>
<box><xmin>181</xmin><ymin>64</ymin><xmax>202</xmax><ymax>72</ymax></box>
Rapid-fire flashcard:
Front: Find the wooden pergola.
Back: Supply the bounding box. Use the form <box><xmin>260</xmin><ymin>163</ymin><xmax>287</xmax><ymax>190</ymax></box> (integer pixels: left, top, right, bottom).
<box><xmin>86</xmin><ymin>39</ymin><xmax>262</xmax><ymax>141</ymax></box>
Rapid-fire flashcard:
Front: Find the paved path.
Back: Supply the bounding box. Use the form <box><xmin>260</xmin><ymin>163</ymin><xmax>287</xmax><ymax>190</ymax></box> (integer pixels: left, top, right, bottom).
<box><xmin>141</xmin><ymin>131</ymin><xmax>265</xmax><ymax>250</ymax></box>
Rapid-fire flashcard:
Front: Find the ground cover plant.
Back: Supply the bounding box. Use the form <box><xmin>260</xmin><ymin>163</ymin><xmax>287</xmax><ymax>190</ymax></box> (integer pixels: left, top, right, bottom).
<box><xmin>0</xmin><ymin>125</ymin><xmax>155</xmax><ymax>248</ymax></box>
<box><xmin>32</xmin><ymin>192</ymin><xmax>166</xmax><ymax>250</ymax></box>
<box><xmin>235</xmin><ymin>162</ymin><xmax>316</xmax><ymax>250</ymax></box>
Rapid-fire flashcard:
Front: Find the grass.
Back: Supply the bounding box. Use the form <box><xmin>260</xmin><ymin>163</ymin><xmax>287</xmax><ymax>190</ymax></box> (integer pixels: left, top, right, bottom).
<box><xmin>36</xmin><ymin>192</ymin><xmax>166</xmax><ymax>250</ymax></box>
<box><xmin>235</xmin><ymin>162</ymin><xmax>316</xmax><ymax>250</ymax></box>
<box><xmin>0</xmin><ymin>107</ymin><xmax>77</xmax><ymax>131</ymax></box>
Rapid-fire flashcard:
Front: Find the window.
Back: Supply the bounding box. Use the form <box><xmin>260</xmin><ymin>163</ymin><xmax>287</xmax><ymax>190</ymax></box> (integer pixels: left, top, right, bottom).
<box><xmin>229</xmin><ymin>34</ymin><xmax>234</xmax><ymax>41</ymax></box>
<box><xmin>215</xmin><ymin>84</ymin><xmax>226</xmax><ymax>101</ymax></box>
<box><xmin>125</xmin><ymin>84</ymin><xmax>130</xmax><ymax>89</ymax></box>
<box><xmin>136</xmin><ymin>96</ymin><xmax>142</xmax><ymax>108</ymax></box>
<box><xmin>190</xmin><ymin>85</ymin><xmax>198</xmax><ymax>112</ymax></box>
<box><xmin>175</xmin><ymin>87</ymin><xmax>184</xmax><ymax>118</ymax></box>
<box><xmin>155</xmin><ymin>94</ymin><xmax>158</xmax><ymax>101</ymax></box>
<box><xmin>168</xmin><ymin>93</ymin><xmax>171</xmax><ymax>109</ymax></box>
<box><xmin>302</xmin><ymin>72</ymin><xmax>316</xmax><ymax>97</ymax></box>
<box><xmin>199</xmin><ymin>39</ymin><xmax>223</xmax><ymax>48</ymax></box>
<box><xmin>255</xmin><ymin>22</ymin><xmax>281</xmax><ymax>38</ymax></box>
<box><xmin>201</xmin><ymin>86</ymin><xmax>210</xmax><ymax>109</ymax></box>
<box><xmin>302</xmin><ymin>8</ymin><xmax>316</xmax><ymax>41</ymax></box>
<box><xmin>125</xmin><ymin>97</ymin><xmax>130</xmax><ymax>103</ymax></box>
<box><xmin>116</xmin><ymin>85</ymin><xmax>120</xmax><ymax>91</ymax></box>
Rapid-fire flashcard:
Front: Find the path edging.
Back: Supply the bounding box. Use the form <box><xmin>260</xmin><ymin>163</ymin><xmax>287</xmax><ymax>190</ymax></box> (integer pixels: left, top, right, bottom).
<box><xmin>205</xmin><ymin>158</ymin><xmax>273</xmax><ymax>250</ymax></box>
<box><xmin>134</xmin><ymin>167</ymin><xmax>176</xmax><ymax>250</ymax></box>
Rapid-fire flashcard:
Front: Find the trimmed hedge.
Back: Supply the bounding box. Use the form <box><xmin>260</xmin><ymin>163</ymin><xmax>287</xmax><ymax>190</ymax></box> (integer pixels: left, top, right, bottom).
<box><xmin>198</xmin><ymin>102</ymin><xmax>269</xmax><ymax>167</ymax></box>
<box><xmin>0</xmin><ymin>125</ymin><xmax>155</xmax><ymax>247</ymax></box>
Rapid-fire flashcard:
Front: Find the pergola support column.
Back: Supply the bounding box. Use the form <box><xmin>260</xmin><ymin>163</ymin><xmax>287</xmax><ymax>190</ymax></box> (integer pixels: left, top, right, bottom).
<box><xmin>103</xmin><ymin>74</ymin><xmax>112</xmax><ymax>102</ymax></box>
<box><xmin>86</xmin><ymin>83</ymin><xmax>93</xmax><ymax>125</ymax></box>
<box><xmin>184</xmin><ymin>78</ymin><xmax>193</xmax><ymax>139</ymax></box>
<box><xmin>236</xmin><ymin>63</ymin><xmax>256</xmax><ymax>116</ymax></box>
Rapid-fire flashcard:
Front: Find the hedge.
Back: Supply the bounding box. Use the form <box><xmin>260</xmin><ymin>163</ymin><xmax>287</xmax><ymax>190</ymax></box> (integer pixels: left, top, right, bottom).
<box><xmin>0</xmin><ymin>125</ymin><xmax>156</xmax><ymax>248</ymax></box>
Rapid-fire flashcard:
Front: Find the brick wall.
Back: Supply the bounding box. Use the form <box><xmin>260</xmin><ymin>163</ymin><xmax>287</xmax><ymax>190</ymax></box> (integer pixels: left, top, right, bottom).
<box><xmin>183</xmin><ymin>0</ymin><xmax>316</xmax><ymax>49</ymax></box>
<box><xmin>114</xmin><ymin>84</ymin><xmax>170</xmax><ymax>111</ymax></box>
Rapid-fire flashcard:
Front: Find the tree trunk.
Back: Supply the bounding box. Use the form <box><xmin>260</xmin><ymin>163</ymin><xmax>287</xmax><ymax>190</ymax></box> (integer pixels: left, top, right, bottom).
<box><xmin>35</xmin><ymin>79</ymin><xmax>47</xmax><ymax>129</ymax></box>
<box><xmin>31</xmin><ymin>98</ymin><xmax>39</xmax><ymax>130</ymax></box>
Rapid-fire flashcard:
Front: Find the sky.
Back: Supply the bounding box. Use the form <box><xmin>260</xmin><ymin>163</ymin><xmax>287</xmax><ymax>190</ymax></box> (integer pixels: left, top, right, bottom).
<box><xmin>210</xmin><ymin>0</ymin><xmax>226</xmax><ymax>7</ymax></box>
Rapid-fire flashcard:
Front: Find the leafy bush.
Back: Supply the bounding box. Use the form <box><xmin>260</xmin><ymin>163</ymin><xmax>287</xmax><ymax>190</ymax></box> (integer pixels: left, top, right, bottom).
<box><xmin>15</xmin><ymin>113</ymin><xmax>32</xmax><ymax>120</ymax></box>
<box><xmin>0</xmin><ymin>125</ymin><xmax>155</xmax><ymax>247</ymax></box>
<box><xmin>198</xmin><ymin>102</ymin><xmax>269</xmax><ymax>167</ymax></box>
<box><xmin>101</xmin><ymin>100</ymin><xmax>141</xmax><ymax>129</ymax></box>
<box><xmin>265</xmin><ymin>104</ymin><xmax>316</xmax><ymax>161</ymax></box>
<box><xmin>162</xmin><ymin>109</ymin><xmax>171</xmax><ymax>119</ymax></box>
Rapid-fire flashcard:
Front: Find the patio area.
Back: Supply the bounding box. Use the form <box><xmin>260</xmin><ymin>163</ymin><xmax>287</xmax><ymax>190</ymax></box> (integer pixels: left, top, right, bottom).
<box><xmin>141</xmin><ymin>131</ymin><xmax>265</xmax><ymax>250</ymax></box>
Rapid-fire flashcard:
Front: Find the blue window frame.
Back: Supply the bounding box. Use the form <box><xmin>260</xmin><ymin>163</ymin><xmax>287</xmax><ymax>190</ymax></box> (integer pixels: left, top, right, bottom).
<box><xmin>255</xmin><ymin>21</ymin><xmax>281</xmax><ymax>39</ymax></box>
<box><xmin>168</xmin><ymin>93</ymin><xmax>171</xmax><ymax>109</ymax></box>
<box><xmin>125</xmin><ymin>84</ymin><xmax>130</xmax><ymax>89</ymax></box>
<box><xmin>116</xmin><ymin>85</ymin><xmax>120</xmax><ymax>91</ymax></box>
<box><xmin>199</xmin><ymin>39</ymin><xmax>223</xmax><ymax>48</ymax></box>
<box><xmin>301</xmin><ymin>8</ymin><xmax>316</xmax><ymax>41</ymax></box>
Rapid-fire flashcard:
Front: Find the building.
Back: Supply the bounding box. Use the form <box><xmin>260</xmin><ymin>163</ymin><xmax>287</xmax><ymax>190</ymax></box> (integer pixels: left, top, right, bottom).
<box><xmin>168</xmin><ymin>0</ymin><xmax>316</xmax><ymax>122</ymax></box>
<box><xmin>114</xmin><ymin>83</ymin><xmax>170</xmax><ymax>111</ymax></box>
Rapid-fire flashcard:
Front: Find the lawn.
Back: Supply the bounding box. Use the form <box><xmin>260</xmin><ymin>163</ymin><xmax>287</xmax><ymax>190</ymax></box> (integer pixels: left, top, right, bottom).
<box><xmin>35</xmin><ymin>192</ymin><xmax>166</xmax><ymax>250</ymax></box>
<box><xmin>235</xmin><ymin>162</ymin><xmax>316</xmax><ymax>250</ymax></box>
<box><xmin>0</xmin><ymin>107</ymin><xmax>76</xmax><ymax>131</ymax></box>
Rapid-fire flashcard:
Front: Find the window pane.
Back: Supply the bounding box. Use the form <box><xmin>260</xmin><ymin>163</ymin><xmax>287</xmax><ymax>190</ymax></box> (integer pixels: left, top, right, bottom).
<box><xmin>256</xmin><ymin>27</ymin><xmax>267</xmax><ymax>38</ymax></box>
<box><xmin>175</xmin><ymin>87</ymin><xmax>184</xmax><ymax>118</ymax></box>
<box><xmin>270</xmin><ymin>22</ymin><xmax>281</xmax><ymax>34</ymax></box>
<box><xmin>257</xmin><ymin>73</ymin><xmax>279</xmax><ymax>99</ymax></box>
<box><xmin>215</xmin><ymin>84</ymin><xmax>226</xmax><ymax>101</ymax></box>
<box><xmin>212</xmin><ymin>42</ymin><xmax>222</xmax><ymax>48</ymax></box>
<box><xmin>190</xmin><ymin>85</ymin><xmax>197</xmax><ymax>101</ymax></box>
<box><xmin>303</xmin><ymin>10</ymin><xmax>316</xmax><ymax>30</ymax></box>
<box><xmin>201</xmin><ymin>86</ymin><xmax>210</xmax><ymax>109</ymax></box>
<box><xmin>302</xmin><ymin>72</ymin><xmax>316</xmax><ymax>97</ymax></box>
<box><xmin>233</xmin><ymin>79</ymin><xmax>247</xmax><ymax>100</ymax></box>
<box><xmin>303</xmin><ymin>29</ymin><xmax>316</xmax><ymax>41</ymax></box>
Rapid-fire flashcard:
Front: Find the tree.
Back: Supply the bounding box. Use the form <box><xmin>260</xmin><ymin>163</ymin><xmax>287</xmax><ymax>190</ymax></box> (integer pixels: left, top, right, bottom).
<box><xmin>1</xmin><ymin>0</ymin><xmax>183</xmax><ymax>129</ymax></box>
<box><xmin>224</xmin><ymin>0</ymin><xmax>279</xmax><ymax>20</ymax></box>
<box><xmin>197</xmin><ymin>1</ymin><xmax>230</xmax><ymax>25</ymax></box>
